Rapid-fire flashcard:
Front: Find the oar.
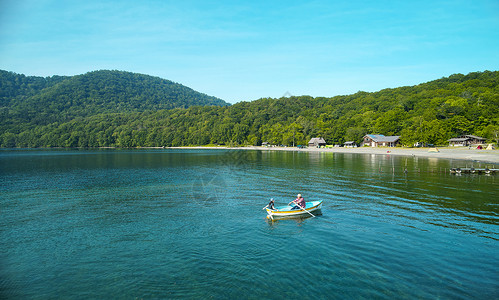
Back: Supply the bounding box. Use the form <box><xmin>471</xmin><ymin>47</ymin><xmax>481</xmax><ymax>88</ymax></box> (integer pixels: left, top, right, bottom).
<box><xmin>291</xmin><ymin>202</ymin><xmax>315</xmax><ymax>218</ymax></box>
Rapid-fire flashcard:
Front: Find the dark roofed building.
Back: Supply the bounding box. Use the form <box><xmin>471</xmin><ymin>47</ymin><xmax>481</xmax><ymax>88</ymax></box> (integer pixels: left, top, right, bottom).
<box><xmin>361</xmin><ymin>134</ymin><xmax>400</xmax><ymax>147</ymax></box>
<box><xmin>448</xmin><ymin>135</ymin><xmax>486</xmax><ymax>146</ymax></box>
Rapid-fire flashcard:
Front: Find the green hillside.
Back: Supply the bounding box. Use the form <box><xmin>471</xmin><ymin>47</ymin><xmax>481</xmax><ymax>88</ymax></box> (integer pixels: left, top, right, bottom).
<box><xmin>0</xmin><ymin>70</ymin><xmax>229</xmax><ymax>126</ymax></box>
<box><xmin>0</xmin><ymin>70</ymin><xmax>67</xmax><ymax>106</ymax></box>
<box><xmin>1</xmin><ymin>70</ymin><xmax>498</xmax><ymax>148</ymax></box>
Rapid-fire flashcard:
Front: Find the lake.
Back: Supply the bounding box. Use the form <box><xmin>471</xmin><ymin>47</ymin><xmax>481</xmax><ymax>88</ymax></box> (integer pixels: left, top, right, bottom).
<box><xmin>0</xmin><ymin>149</ymin><xmax>497</xmax><ymax>299</ymax></box>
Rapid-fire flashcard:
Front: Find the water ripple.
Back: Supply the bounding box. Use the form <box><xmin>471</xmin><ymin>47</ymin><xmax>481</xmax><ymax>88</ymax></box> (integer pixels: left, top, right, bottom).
<box><xmin>1</xmin><ymin>149</ymin><xmax>497</xmax><ymax>298</ymax></box>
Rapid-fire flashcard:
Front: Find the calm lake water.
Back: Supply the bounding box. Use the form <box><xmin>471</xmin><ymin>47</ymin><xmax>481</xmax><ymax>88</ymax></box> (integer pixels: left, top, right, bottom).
<box><xmin>1</xmin><ymin>149</ymin><xmax>498</xmax><ymax>299</ymax></box>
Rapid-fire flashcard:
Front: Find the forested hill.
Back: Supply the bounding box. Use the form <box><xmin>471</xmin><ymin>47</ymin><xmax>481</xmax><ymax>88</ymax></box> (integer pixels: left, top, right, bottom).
<box><xmin>0</xmin><ymin>71</ymin><xmax>68</xmax><ymax>106</ymax></box>
<box><xmin>1</xmin><ymin>70</ymin><xmax>498</xmax><ymax>148</ymax></box>
<box><xmin>0</xmin><ymin>70</ymin><xmax>229</xmax><ymax>124</ymax></box>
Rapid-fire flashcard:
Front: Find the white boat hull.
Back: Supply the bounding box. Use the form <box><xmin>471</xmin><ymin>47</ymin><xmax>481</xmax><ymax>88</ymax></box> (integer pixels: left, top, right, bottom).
<box><xmin>266</xmin><ymin>201</ymin><xmax>323</xmax><ymax>219</ymax></box>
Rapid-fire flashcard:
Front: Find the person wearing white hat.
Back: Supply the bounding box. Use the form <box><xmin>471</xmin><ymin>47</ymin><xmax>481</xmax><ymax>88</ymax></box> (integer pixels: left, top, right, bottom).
<box><xmin>288</xmin><ymin>194</ymin><xmax>305</xmax><ymax>210</ymax></box>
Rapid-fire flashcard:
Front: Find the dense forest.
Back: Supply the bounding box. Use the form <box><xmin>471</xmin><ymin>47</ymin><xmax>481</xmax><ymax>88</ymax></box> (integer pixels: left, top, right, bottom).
<box><xmin>0</xmin><ymin>70</ymin><xmax>228</xmax><ymax>124</ymax></box>
<box><xmin>1</xmin><ymin>70</ymin><xmax>498</xmax><ymax>148</ymax></box>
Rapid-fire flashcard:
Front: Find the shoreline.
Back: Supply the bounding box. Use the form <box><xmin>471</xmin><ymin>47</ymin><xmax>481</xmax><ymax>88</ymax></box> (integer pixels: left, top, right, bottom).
<box><xmin>4</xmin><ymin>146</ymin><xmax>497</xmax><ymax>164</ymax></box>
<box><xmin>169</xmin><ymin>145</ymin><xmax>499</xmax><ymax>164</ymax></box>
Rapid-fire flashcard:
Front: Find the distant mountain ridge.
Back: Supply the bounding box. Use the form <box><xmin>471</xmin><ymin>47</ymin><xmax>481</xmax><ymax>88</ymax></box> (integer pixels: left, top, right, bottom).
<box><xmin>0</xmin><ymin>69</ymin><xmax>229</xmax><ymax>124</ymax></box>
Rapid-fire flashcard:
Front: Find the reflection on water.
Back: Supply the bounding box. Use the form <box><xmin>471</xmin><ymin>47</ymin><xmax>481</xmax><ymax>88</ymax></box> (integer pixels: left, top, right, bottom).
<box><xmin>0</xmin><ymin>149</ymin><xmax>497</xmax><ymax>298</ymax></box>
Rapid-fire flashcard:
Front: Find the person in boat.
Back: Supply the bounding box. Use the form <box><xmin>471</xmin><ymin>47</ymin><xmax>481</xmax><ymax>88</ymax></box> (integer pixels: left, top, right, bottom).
<box><xmin>263</xmin><ymin>198</ymin><xmax>275</xmax><ymax>210</ymax></box>
<box><xmin>289</xmin><ymin>194</ymin><xmax>305</xmax><ymax>210</ymax></box>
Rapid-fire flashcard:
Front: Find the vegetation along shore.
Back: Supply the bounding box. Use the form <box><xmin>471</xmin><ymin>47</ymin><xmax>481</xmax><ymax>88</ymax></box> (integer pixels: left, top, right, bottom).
<box><xmin>1</xmin><ymin>70</ymin><xmax>498</xmax><ymax>154</ymax></box>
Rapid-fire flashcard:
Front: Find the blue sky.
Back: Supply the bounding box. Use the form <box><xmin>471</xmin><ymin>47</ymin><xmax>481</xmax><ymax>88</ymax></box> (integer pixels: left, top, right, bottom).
<box><xmin>1</xmin><ymin>0</ymin><xmax>498</xmax><ymax>103</ymax></box>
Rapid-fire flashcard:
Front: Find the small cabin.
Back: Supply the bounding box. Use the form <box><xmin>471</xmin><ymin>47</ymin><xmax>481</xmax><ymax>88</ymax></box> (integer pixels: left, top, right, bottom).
<box><xmin>308</xmin><ymin>137</ymin><xmax>326</xmax><ymax>148</ymax></box>
<box><xmin>344</xmin><ymin>141</ymin><xmax>357</xmax><ymax>148</ymax></box>
<box><xmin>448</xmin><ymin>135</ymin><xmax>486</xmax><ymax>146</ymax></box>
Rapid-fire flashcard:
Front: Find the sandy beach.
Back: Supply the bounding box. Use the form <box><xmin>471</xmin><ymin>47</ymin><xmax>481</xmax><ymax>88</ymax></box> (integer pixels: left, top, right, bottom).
<box><xmin>171</xmin><ymin>145</ymin><xmax>499</xmax><ymax>164</ymax></box>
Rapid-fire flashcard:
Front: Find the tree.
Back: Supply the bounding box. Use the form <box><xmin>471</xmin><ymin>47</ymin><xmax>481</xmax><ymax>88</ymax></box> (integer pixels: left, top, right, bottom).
<box><xmin>373</xmin><ymin>108</ymin><xmax>406</xmax><ymax>135</ymax></box>
<box><xmin>233</xmin><ymin>124</ymin><xmax>249</xmax><ymax>145</ymax></box>
<box><xmin>480</xmin><ymin>123</ymin><xmax>499</xmax><ymax>144</ymax></box>
<box><xmin>1</xmin><ymin>132</ymin><xmax>16</xmax><ymax>148</ymax></box>
<box><xmin>345</xmin><ymin>127</ymin><xmax>365</xmax><ymax>144</ymax></box>
<box><xmin>283</xmin><ymin>123</ymin><xmax>305</xmax><ymax>146</ymax></box>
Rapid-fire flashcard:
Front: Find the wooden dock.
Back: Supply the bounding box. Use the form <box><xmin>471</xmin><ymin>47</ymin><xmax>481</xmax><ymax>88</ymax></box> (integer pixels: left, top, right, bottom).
<box><xmin>449</xmin><ymin>168</ymin><xmax>498</xmax><ymax>174</ymax></box>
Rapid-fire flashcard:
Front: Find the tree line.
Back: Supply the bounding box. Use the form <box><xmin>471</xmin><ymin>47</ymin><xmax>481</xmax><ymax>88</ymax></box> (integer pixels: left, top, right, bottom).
<box><xmin>1</xmin><ymin>70</ymin><xmax>498</xmax><ymax>148</ymax></box>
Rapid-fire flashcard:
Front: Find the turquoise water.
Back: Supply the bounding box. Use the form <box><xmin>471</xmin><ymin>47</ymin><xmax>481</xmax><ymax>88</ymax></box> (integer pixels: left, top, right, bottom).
<box><xmin>1</xmin><ymin>149</ymin><xmax>497</xmax><ymax>299</ymax></box>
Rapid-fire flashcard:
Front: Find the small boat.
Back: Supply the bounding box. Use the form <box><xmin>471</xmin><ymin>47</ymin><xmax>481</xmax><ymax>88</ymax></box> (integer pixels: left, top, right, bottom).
<box><xmin>265</xmin><ymin>201</ymin><xmax>323</xmax><ymax>219</ymax></box>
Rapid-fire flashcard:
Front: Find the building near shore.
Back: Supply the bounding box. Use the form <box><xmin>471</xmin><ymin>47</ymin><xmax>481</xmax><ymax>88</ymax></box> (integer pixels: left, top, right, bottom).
<box><xmin>447</xmin><ymin>135</ymin><xmax>486</xmax><ymax>146</ymax></box>
<box><xmin>308</xmin><ymin>137</ymin><xmax>326</xmax><ymax>148</ymax></box>
<box><xmin>361</xmin><ymin>134</ymin><xmax>401</xmax><ymax>147</ymax></box>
